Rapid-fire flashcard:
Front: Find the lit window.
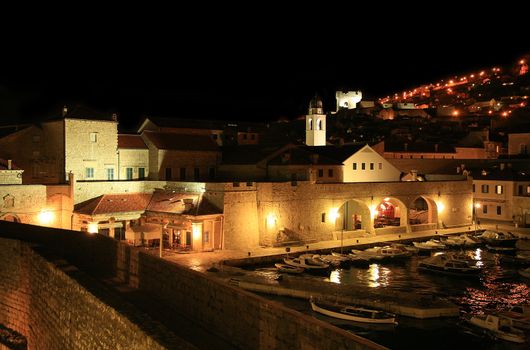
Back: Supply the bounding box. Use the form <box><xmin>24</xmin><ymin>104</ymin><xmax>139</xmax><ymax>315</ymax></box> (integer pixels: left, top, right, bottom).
<box><xmin>90</xmin><ymin>132</ymin><xmax>98</xmax><ymax>142</ymax></box>
<box><xmin>495</xmin><ymin>185</ymin><xmax>503</xmax><ymax>194</ymax></box>
<box><xmin>86</xmin><ymin>167</ymin><xmax>94</xmax><ymax>179</ymax></box>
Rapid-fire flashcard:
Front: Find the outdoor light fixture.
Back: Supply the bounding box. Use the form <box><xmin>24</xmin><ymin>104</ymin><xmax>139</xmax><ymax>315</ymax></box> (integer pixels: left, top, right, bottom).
<box><xmin>87</xmin><ymin>222</ymin><xmax>99</xmax><ymax>234</ymax></box>
<box><xmin>329</xmin><ymin>208</ymin><xmax>340</xmax><ymax>223</ymax></box>
<box><xmin>437</xmin><ymin>201</ymin><xmax>445</xmax><ymax>213</ymax></box>
<box><xmin>37</xmin><ymin>210</ymin><xmax>54</xmax><ymax>225</ymax></box>
<box><xmin>266</xmin><ymin>213</ymin><xmax>277</xmax><ymax>228</ymax></box>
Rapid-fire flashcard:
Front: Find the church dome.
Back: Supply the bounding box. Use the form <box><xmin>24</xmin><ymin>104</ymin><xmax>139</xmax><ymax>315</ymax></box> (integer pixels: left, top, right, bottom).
<box><xmin>308</xmin><ymin>95</ymin><xmax>324</xmax><ymax>114</ymax></box>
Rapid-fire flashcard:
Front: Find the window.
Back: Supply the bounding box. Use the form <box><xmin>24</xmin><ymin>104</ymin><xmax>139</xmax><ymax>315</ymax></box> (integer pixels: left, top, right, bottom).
<box><xmin>328</xmin><ymin>169</ymin><xmax>333</xmax><ymax>177</ymax></box>
<box><xmin>194</xmin><ymin>167</ymin><xmax>200</xmax><ymax>180</ymax></box>
<box><xmin>318</xmin><ymin>169</ymin><xmax>323</xmax><ymax>177</ymax></box>
<box><xmin>420</xmin><ymin>155</ymin><xmax>424</xmax><ymax>159</ymax></box>
<box><xmin>107</xmin><ymin>168</ymin><xmax>114</xmax><ymax>180</ymax></box>
<box><xmin>233</xmin><ymin>182</ymin><xmax>240</xmax><ymax>187</ymax></box>
<box><xmin>497</xmin><ymin>206</ymin><xmax>502</xmax><ymax>215</ymax></box>
<box><xmin>482</xmin><ymin>205</ymin><xmax>488</xmax><ymax>214</ymax></box>
<box><xmin>85</xmin><ymin>167</ymin><xmax>94</xmax><ymax>179</ymax></box>
<box><xmin>353</xmin><ymin>163</ymin><xmax>357</xmax><ymax>170</ymax></box>
<box><xmin>378</xmin><ymin>163</ymin><xmax>382</xmax><ymax>170</ymax></box>
<box><xmin>126</xmin><ymin>167</ymin><xmax>133</xmax><ymax>180</ymax></box>
<box><xmin>138</xmin><ymin>168</ymin><xmax>145</xmax><ymax>180</ymax></box>
<box><xmin>212</xmin><ymin>134</ymin><xmax>218</xmax><ymax>140</ymax></box>
<box><xmin>520</xmin><ymin>143</ymin><xmax>528</xmax><ymax>155</ymax></box>
<box><xmin>527</xmin><ymin>185</ymin><xmax>530</xmax><ymax>194</ymax></box>
<box><xmin>481</xmin><ymin>184</ymin><xmax>489</xmax><ymax>193</ymax></box>
<box><xmin>308</xmin><ymin>118</ymin><xmax>313</xmax><ymax>130</ymax></box>
<box><xmin>204</xmin><ymin>231</ymin><xmax>209</xmax><ymax>243</ymax></box>
<box><xmin>251</xmin><ymin>134</ymin><xmax>256</xmax><ymax>140</ymax></box>
<box><xmin>317</xmin><ymin>119</ymin><xmax>322</xmax><ymax>130</ymax></box>
<box><xmin>321</xmin><ymin>213</ymin><xmax>326</xmax><ymax>223</ymax></box>
<box><xmin>209</xmin><ymin>167</ymin><xmax>215</xmax><ymax>180</ymax></box>
<box><xmin>180</xmin><ymin>167</ymin><xmax>186</xmax><ymax>180</ymax></box>
<box><xmin>246</xmin><ymin>182</ymin><xmax>253</xmax><ymax>187</ymax></box>
<box><xmin>361</xmin><ymin>163</ymin><xmax>366</xmax><ymax>170</ymax></box>
<box><xmin>472</xmin><ymin>184</ymin><xmax>475</xmax><ymax>192</ymax></box>
<box><xmin>32</xmin><ymin>150</ymin><xmax>40</xmax><ymax>157</ymax></box>
<box><xmin>165</xmin><ymin>167</ymin><xmax>172</xmax><ymax>180</ymax></box>
<box><xmin>370</xmin><ymin>163</ymin><xmax>374</xmax><ymax>170</ymax></box>
<box><xmin>495</xmin><ymin>185</ymin><xmax>503</xmax><ymax>194</ymax></box>
<box><xmin>400</xmin><ymin>155</ymin><xmax>403</xmax><ymax>159</ymax></box>
<box><xmin>90</xmin><ymin>132</ymin><xmax>97</xmax><ymax>142</ymax></box>
<box><xmin>519</xmin><ymin>185</ymin><xmax>523</xmax><ymax>195</ymax></box>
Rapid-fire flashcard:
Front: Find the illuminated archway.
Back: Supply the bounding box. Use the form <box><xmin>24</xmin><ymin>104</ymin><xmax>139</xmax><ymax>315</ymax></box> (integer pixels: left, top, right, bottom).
<box><xmin>0</xmin><ymin>213</ymin><xmax>21</xmax><ymax>223</ymax></box>
<box><xmin>333</xmin><ymin>199</ymin><xmax>370</xmax><ymax>232</ymax></box>
<box><xmin>372</xmin><ymin>197</ymin><xmax>407</xmax><ymax>228</ymax></box>
<box><xmin>408</xmin><ymin>196</ymin><xmax>438</xmax><ymax>225</ymax></box>
<box><xmin>316</xmin><ymin>118</ymin><xmax>322</xmax><ymax>131</ymax></box>
<box><xmin>308</xmin><ymin>118</ymin><xmax>313</xmax><ymax>130</ymax></box>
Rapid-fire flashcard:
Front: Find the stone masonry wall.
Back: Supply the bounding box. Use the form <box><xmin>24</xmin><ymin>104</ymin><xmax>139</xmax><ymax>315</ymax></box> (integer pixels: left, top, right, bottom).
<box><xmin>0</xmin><ymin>221</ymin><xmax>383</xmax><ymax>350</ymax></box>
<box><xmin>0</xmin><ymin>238</ymin><xmax>174</xmax><ymax>349</ymax></box>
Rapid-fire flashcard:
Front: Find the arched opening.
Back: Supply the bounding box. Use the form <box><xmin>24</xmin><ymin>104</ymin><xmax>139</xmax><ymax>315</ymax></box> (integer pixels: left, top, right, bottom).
<box><xmin>334</xmin><ymin>199</ymin><xmax>370</xmax><ymax>232</ymax></box>
<box><xmin>0</xmin><ymin>213</ymin><xmax>21</xmax><ymax>223</ymax></box>
<box><xmin>308</xmin><ymin>118</ymin><xmax>313</xmax><ymax>130</ymax></box>
<box><xmin>317</xmin><ymin>118</ymin><xmax>322</xmax><ymax>131</ymax></box>
<box><xmin>408</xmin><ymin>196</ymin><xmax>438</xmax><ymax>226</ymax></box>
<box><xmin>373</xmin><ymin>198</ymin><xmax>403</xmax><ymax>228</ymax></box>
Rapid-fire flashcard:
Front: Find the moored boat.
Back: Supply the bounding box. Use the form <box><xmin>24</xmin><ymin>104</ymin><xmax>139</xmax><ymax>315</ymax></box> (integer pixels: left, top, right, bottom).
<box><xmin>274</xmin><ymin>263</ymin><xmax>304</xmax><ymax>274</ymax></box>
<box><xmin>283</xmin><ymin>256</ymin><xmax>330</xmax><ymax>273</ymax></box>
<box><xmin>310</xmin><ymin>298</ymin><xmax>396</xmax><ymax>324</ymax></box>
<box><xmin>464</xmin><ymin>314</ymin><xmax>526</xmax><ymax>343</ymax></box>
<box><xmin>364</xmin><ymin>245</ymin><xmax>413</xmax><ymax>260</ymax></box>
<box><xmin>413</xmin><ymin>239</ymin><xmax>446</xmax><ymax>251</ymax></box>
<box><xmin>418</xmin><ymin>254</ymin><xmax>482</xmax><ymax>276</ymax></box>
<box><xmin>478</xmin><ymin>230</ymin><xmax>519</xmax><ymax>247</ymax></box>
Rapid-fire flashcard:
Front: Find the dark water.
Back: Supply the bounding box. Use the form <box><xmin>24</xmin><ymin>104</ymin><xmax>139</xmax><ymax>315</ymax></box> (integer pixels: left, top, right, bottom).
<box><xmin>255</xmin><ymin>249</ymin><xmax>530</xmax><ymax>349</ymax></box>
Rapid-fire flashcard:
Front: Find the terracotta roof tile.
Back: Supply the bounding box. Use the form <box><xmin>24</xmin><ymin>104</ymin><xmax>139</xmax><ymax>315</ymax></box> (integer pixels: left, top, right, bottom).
<box><xmin>75</xmin><ymin>193</ymin><xmax>152</xmax><ymax>216</ymax></box>
<box><xmin>118</xmin><ymin>134</ymin><xmax>148</xmax><ymax>149</ymax></box>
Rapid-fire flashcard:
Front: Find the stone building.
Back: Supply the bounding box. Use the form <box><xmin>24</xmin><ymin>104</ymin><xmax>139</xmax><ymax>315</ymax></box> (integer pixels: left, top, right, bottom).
<box><xmin>0</xmin><ymin>159</ymin><xmax>23</xmax><ymax>184</ymax></box>
<box><xmin>141</xmin><ymin>131</ymin><xmax>220</xmax><ymax>181</ymax></box>
<box><xmin>117</xmin><ymin>134</ymin><xmax>149</xmax><ymax>180</ymax></box>
<box><xmin>0</xmin><ymin>106</ymin><xmax>118</xmax><ymax>183</ymax></box>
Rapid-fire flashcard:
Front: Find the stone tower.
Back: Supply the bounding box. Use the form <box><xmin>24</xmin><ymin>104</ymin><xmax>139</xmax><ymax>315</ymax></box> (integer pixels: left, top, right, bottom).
<box><xmin>336</xmin><ymin>90</ymin><xmax>362</xmax><ymax>111</ymax></box>
<box><xmin>306</xmin><ymin>96</ymin><xmax>326</xmax><ymax>146</ymax></box>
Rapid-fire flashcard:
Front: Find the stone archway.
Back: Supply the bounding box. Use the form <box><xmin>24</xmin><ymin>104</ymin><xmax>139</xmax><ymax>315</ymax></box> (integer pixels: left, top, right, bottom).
<box><xmin>372</xmin><ymin>197</ymin><xmax>407</xmax><ymax>228</ymax></box>
<box><xmin>408</xmin><ymin>196</ymin><xmax>438</xmax><ymax>227</ymax></box>
<box><xmin>0</xmin><ymin>213</ymin><xmax>21</xmax><ymax>223</ymax></box>
<box><xmin>334</xmin><ymin>199</ymin><xmax>371</xmax><ymax>234</ymax></box>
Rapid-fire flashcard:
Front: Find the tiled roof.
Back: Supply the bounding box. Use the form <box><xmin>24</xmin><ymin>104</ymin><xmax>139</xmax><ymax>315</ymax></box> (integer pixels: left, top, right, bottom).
<box><xmin>74</xmin><ymin>193</ymin><xmax>152</xmax><ymax>215</ymax></box>
<box><xmin>118</xmin><ymin>134</ymin><xmax>148</xmax><ymax>149</ymax></box>
<box><xmin>385</xmin><ymin>141</ymin><xmax>456</xmax><ymax>153</ymax></box>
<box><xmin>471</xmin><ymin>168</ymin><xmax>530</xmax><ymax>181</ymax></box>
<box><xmin>143</xmin><ymin>131</ymin><xmax>219</xmax><ymax>151</ymax></box>
<box><xmin>268</xmin><ymin>147</ymin><xmax>342</xmax><ymax>165</ymax></box>
<box><xmin>0</xmin><ymin>159</ymin><xmax>21</xmax><ymax>170</ymax></box>
<box><xmin>147</xmin><ymin>192</ymin><xmax>200</xmax><ymax>214</ymax></box>
<box><xmin>221</xmin><ymin>145</ymin><xmax>285</xmax><ymax>165</ymax></box>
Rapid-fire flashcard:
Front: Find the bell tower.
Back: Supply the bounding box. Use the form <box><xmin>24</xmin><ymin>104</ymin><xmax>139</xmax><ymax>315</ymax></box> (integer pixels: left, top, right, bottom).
<box><xmin>305</xmin><ymin>95</ymin><xmax>326</xmax><ymax>146</ymax></box>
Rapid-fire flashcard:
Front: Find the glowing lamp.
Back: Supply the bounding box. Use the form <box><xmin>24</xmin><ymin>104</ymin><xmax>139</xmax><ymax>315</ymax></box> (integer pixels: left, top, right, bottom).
<box><xmin>266</xmin><ymin>213</ymin><xmax>277</xmax><ymax>227</ymax></box>
<box><xmin>38</xmin><ymin>210</ymin><xmax>54</xmax><ymax>225</ymax></box>
<box><xmin>329</xmin><ymin>209</ymin><xmax>340</xmax><ymax>223</ymax></box>
<box><xmin>370</xmin><ymin>205</ymin><xmax>378</xmax><ymax>219</ymax></box>
<box><xmin>87</xmin><ymin>222</ymin><xmax>99</xmax><ymax>234</ymax></box>
<box><xmin>192</xmin><ymin>222</ymin><xmax>202</xmax><ymax>239</ymax></box>
<box><xmin>437</xmin><ymin>202</ymin><xmax>445</xmax><ymax>213</ymax></box>
<box><xmin>475</xmin><ymin>203</ymin><xmax>481</xmax><ymax>209</ymax></box>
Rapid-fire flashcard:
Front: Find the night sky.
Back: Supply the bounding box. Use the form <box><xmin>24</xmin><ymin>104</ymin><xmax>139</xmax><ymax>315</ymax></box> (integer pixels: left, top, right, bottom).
<box><xmin>1</xmin><ymin>11</ymin><xmax>528</xmax><ymax>131</ymax></box>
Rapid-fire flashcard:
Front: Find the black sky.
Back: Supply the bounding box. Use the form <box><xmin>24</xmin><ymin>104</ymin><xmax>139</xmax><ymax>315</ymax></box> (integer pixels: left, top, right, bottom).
<box><xmin>1</xmin><ymin>9</ymin><xmax>528</xmax><ymax>131</ymax></box>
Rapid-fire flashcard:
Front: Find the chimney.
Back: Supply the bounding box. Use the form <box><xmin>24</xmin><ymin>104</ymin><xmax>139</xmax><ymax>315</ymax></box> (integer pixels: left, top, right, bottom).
<box><xmin>62</xmin><ymin>105</ymin><xmax>68</xmax><ymax>117</ymax></box>
<box><xmin>7</xmin><ymin>159</ymin><xmax>12</xmax><ymax>170</ymax></box>
<box><xmin>456</xmin><ymin>166</ymin><xmax>461</xmax><ymax>174</ymax></box>
<box><xmin>112</xmin><ymin>113</ymin><xmax>118</xmax><ymax>122</ymax></box>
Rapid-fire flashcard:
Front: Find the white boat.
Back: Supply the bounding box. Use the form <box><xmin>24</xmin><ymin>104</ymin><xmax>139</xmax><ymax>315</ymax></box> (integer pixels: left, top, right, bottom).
<box><xmin>519</xmin><ymin>267</ymin><xmax>530</xmax><ymax>278</ymax></box>
<box><xmin>418</xmin><ymin>254</ymin><xmax>481</xmax><ymax>276</ymax></box>
<box><xmin>283</xmin><ymin>256</ymin><xmax>330</xmax><ymax>272</ymax></box>
<box><xmin>413</xmin><ymin>239</ymin><xmax>446</xmax><ymax>251</ymax></box>
<box><xmin>478</xmin><ymin>230</ymin><xmax>519</xmax><ymax>247</ymax></box>
<box><xmin>495</xmin><ymin>305</ymin><xmax>530</xmax><ymax>330</ymax></box>
<box><xmin>442</xmin><ymin>234</ymin><xmax>481</xmax><ymax>247</ymax></box>
<box><xmin>310</xmin><ymin>298</ymin><xmax>396</xmax><ymax>324</ymax></box>
<box><xmin>314</xmin><ymin>254</ymin><xmax>348</xmax><ymax>267</ymax></box>
<box><xmin>351</xmin><ymin>249</ymin><xmax>386</xmax><ymax>262</ymax></box>
<box><xmin>465</xmin><ymin>314</ymin><xmax>526</xmax><ymax>343</ymax></box>
<box><xmin>391</xmin><ymin>243</ymin><xmax>419</xmax><ymax>254</ymax></box>
<box><xmin>274</xmin><ymin>263</ymin><xmax>304</xmax><ymax>274</ymax></box>
<box><xmin>364</xmin><ymin>245</ymin><xmax>413</xmax><ymax>260</ymax></box>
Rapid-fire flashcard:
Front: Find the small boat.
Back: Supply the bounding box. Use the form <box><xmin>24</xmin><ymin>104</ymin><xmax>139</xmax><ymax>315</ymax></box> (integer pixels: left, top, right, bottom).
<box><xmin>413</xmin><ymin>239</ymin><xmax>446</xmax><ymax>251</ymax></box>
<box><xmin>418</xmin><ymin>254</ymin><xmax>482</xmax><ymax>276</ymax></box>
<box><xmin>364</xmin><ymin>245</ymin><xmax>413</xmax><ymax>260</ymax></box>
<box><xmin>464</xmin><ymin>314</ymin><xmax>526</xmax><ymax>343</ymax></box>
<box><xmin>274</xmin><ymin>263</ymin><xmax>304</xmax><ymax>274</ymax></box>
<box><xmin>283</xmin><ymin>256</ymin><xmax>330</xmax><ymax>273</ymax></box>
<box><xmin>351</xmin><ymin>249</ymin><xmax>385</xmax><ymax>262</ymax></box>
<box><xmin>485</xmin><ymin>245</ymin><xmax>516</xmax><ymax>253</ymax></box>
<box><xmin>442</xmin><ymin>234</ymin><xmax>481</xmax><ymax>248</ymax></box>
<box><xmin>315</xmin><ymin>254</ymin><xmax>349</xmax><ymax>267</ymax></box>
<box><xmin>478</xmin><ymin>230</ymin><xmax>519</xmax><ymax>247</ymax></box>
<box><xmin>391</xmin><ymin>243</ymin><xmax>419</xmax><ymax>254</ymax></box>
<box><xmin>310</xmin><ymin>298</ymin><xmax>396</xmax><ymax>324</ymax></box>
<box><xmin>519</xmin><ymin>267</ymin><xmax>530</xmax><ymax>279</ymax></box>
<box><xmin>495</xmin><ymin>305</ymin><xmax>530</xmax><ymax>330</ymax></box>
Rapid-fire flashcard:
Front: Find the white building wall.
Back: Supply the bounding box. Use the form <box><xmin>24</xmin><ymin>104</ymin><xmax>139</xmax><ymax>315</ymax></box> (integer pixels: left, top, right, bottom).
<box><xmin>343</xmin><ymin>146</ymin><xmax>402</xmax><ymax>182</ymax></box>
